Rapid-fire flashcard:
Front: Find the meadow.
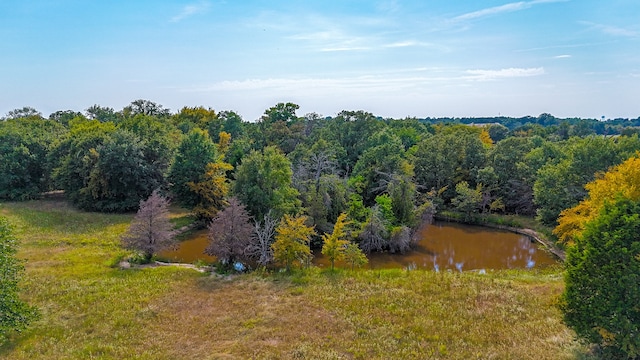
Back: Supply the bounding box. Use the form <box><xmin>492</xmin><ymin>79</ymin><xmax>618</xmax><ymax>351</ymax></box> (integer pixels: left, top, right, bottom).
<box><xmin>0</xmin><ymin>198</ymin><xmax>594</xmax><ymax>359</ymax></box>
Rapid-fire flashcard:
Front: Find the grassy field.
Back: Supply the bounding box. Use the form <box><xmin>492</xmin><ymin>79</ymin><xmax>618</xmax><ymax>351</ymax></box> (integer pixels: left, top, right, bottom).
<box><xmin>0</xmin><ymin>199</ymin><xmax>594</xmax><ymax>359</ymax></box>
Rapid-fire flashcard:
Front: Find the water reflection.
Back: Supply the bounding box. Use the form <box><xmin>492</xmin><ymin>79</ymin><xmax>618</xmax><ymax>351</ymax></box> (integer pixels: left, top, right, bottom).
<box><xmin>315</xmin><ymin>221</ymin><xmax>558</xmax><ymax>271</ymax></box>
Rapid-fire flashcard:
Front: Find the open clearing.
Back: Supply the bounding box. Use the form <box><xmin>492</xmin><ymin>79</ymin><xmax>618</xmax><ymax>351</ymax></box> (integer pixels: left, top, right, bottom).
<box><xmin>0</xmin><ymin>199</ymin><xmax>592</xmax><ymax>359</ymax></box>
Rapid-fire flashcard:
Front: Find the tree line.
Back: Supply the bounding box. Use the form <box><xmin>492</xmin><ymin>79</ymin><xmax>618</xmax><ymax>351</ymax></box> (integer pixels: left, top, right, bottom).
<box><xmin>2</xmin><ymin>99</ymin><xmax>640</xmax><ymax>232</ymax></box>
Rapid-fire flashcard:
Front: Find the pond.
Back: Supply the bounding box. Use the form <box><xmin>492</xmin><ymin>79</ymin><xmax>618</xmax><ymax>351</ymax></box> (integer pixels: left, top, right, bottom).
<box><xmin>159</xmin><ymin>221</ymin><xmax>559</xmax><ymax>271</ymax></box>
<box><xmin>315</xmin><ymin>221</ymin><xmax>558</xmax><ymax>271</ymax></box>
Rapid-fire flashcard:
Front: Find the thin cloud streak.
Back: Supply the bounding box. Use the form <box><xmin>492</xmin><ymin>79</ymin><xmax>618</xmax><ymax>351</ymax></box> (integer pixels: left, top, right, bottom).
<box><xmin>170</xmin><ymin>1</ymin><xmax>210</xmax><ymax>23</ymax></box>
<box><xmin>187</xmin><ymin>67</ymin><xmax>545</xmax><ymax>93</ymax></box>
<box><xmin>464</xmin><ymin>67</ymin><xmax>545</xmax><ymax>81</ymax></box>
<box><xmin>580</xmin><ymin>21</ymin><xmax>638</xmax><ymax>37</ymax></box>
<box><xmin>453</xmin><ymin>0</ymin><xmax>567</xmax><ymax>22</ymax></box>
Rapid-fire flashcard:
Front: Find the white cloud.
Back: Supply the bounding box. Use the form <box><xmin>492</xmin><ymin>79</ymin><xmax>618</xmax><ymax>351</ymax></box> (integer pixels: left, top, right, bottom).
<box><xmin>580</xmin><ymin>21</ymin><xmax>638</xmax><ymax>38</ymax></box>
<box><xmin>320</xmin><ymin>46</ymin><xmax>370</xmax><ymax>52</ymax></box>
<box><xmin>170</xmin><ymin>1</ymin><xmax>210</xmax><ymax>23</ymax></box>
<box><xmin>453</xmin><ymin>0</ymin><xmax>566</xmax><ymax>22</ymax></box>
<box><xmin>383</xmin><ymin>40</ymin><xmax>431</xmax><ymax>48</ymax></box>
<box><xmin>554</xmin><ymin>54</ymin><xmax>572</xmax><ymax>59</ymax></box>
<box><xmin>464</xmin><ymin>67</ymin><xmax>545</xmax><ymax>81</ymax></box>
<box><xmin>186</xmin><ymin>67</ymin><xmax>545</xmax><ymax>94</ymax></box>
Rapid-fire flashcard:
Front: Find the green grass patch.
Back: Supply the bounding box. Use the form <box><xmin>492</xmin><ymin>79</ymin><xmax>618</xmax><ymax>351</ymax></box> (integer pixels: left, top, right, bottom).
<box><xmin>1</xmin><ymin>200</ymin><xmax>593</xmax><ymax>359</ymax></box>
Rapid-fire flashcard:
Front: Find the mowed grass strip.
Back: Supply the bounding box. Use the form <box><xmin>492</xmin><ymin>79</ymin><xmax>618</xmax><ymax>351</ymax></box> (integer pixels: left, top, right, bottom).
<box><xmin>0</xmin><ymin>200</ymin><xmax>592</xmax><ymax>359</ymax></box>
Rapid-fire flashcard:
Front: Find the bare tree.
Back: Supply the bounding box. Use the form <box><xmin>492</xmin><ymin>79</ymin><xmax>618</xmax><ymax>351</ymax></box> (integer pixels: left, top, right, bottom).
<box><xmin>388</xmin><ymin>226</ymin><xmax>413</xmax><ymax>254</ymax></box>
<box><xmin>205</xmin><ymin>197</ymin><xmax>254</xmax><ymax>265</ymax></box>
<box><xmin>358</xmin><ymin>206</ymin><xmax>388</xmax><ymax>254</ymax></box>
<box><xmin>121</xmin><ymin>190</ymin><xmax>176</xmax><ymax>261</ymax></box>
<box><xmin>246</xmin><ymin>211</ymin><xmax>279</xmax><ymax>266</ymax></box>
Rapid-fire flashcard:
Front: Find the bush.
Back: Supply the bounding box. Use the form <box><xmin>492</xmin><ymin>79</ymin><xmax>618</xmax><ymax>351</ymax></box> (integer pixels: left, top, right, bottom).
<box><xmin>561</xmin><ymin>198</ymin><xmax>640</xmax><ymax>358</ymax></box>
<box><xmin>0</xmin><ymin>217</ymin><xmax>39</xmax><ymax>344</ymax></box>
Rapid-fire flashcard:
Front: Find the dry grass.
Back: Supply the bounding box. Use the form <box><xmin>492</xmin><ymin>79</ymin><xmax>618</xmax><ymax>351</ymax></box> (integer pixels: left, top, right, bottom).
<box><xmin>0</xmin><ymin>199</ymin><xmax>593</xmax><ymax>359</ymax></box>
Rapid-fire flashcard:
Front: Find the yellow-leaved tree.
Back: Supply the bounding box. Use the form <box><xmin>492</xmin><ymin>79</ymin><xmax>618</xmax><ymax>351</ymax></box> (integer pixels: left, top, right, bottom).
<box><xmin>271</xmin><ymin>215</ymin><xmax>316</xmax><ymax>271</ymax></box>
<box><xmin>321</xmin><ymin>213</ymin><xmax>350</xmax><ymax>270</ymax></box>
<box><xmin>554</xmin><ymin>153</ymin><xmax>640</xmax><ymax>243</ymax></box>
<box><xmin>187</xmin><ymin>161</ymin><xmax>233</xmax><ymax>220</ymax></box>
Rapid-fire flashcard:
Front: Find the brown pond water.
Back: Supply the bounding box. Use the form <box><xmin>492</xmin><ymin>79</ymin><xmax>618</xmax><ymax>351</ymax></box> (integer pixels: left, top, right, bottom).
<box><xmin>316</xmin><ymin>221</ymin><xmax>558</xmax><ymax>271</ymax></box>
<box><xmin>158</xmin><ymin>229</ymin><xmax>216</xmax><ymax>263</ymax></box>
<box><xmin>159</xmin><ymin>221</ymin><xmax>559</xmax><ymax>271</ymax></box>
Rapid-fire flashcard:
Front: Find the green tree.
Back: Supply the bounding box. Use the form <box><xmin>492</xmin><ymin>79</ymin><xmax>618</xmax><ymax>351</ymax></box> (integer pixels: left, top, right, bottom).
<box><xmin>122</xmin><ymin>99</ymin><xmax>171</xmax><ymax>119</ymax></box>
<box><xmin>85</xmin><ymin>104</ymin><xmax>119</xmax><ymax>123</ymax></box>
<box><xmin>258</xmin><ymin>102</ymin><xmax>304</xmax><ymax>153</ymax></box>
<box><xmin>172</xmin><ymin>106</ymin><xmax>217</xmax><ymax>135</ymax></box>
<box><xmin>88</xmin><ymin>129</ymin><xmax>165</xmax><ymax>211</ymax></box>
<box><xmin>51</xmin><ymin>120</ymin><xmax>117</xmax><ymax>209</ymax></box>
<box><xmin>533</xmin><ymin>136</ymin><xmax>639</xmax><ymax>224</ymax></box>
<box><xmin>321</xmin><ymin>213</ymin><xmax>350</xmax><ymax>270</ymax></box>
<box><xmin>320</xmin><ymin>110</ymin><xmax>385</xmax><ymax>174</ymax></box>
<box><xmin>271</xmin><ymin>215</ymin><xmax>316</xmax><ymax>271</ymax></box>
<box><xmin>555</xmin><ymin>154</ymin><xmax>640</xmax><ymax>243</ymax></box>
<box><xmin>0</xmin><ymin>117</ymin><xmax>66</xmax><ymax>200</ymax></box>
<box><xmin>168</xmin><ymin>129</ymin><xmax>218</xmax><ymax>208</ymax></box>
<box><xmin>187</xmin><ymin>161</ymin><xmax>233</xmax><ymax>220</ymax></box>
<box><xmin>352</xmin><ymin>129</ymin><xmax>411</xmax><ymax>204</ymax></box>
<box><xmin>233</xmin><ymin>146</ymin><xmax>301</xmax><ymax>220</ymax></box>
<box><xmin>561</xmin><ymin>198</ymin><xmax>640</xmax><ymax>359</ymax></box>
<box><xmin>49</xmin><ymin>110</ymin><xmax>85</xmax><ymax>127</ymax></box>
<box><xmin>414</xmin><ymin>127</ymin><xmax>486</xmax><ymax>201</ymax></box>
<box><xmin>488</xmin><ymin>137</ymin><xmax>536</xmax><ymax>214</ymax></box>
<box><xmin>343</xmin><ymin>242</ymin><xmax>368</xmax><ymax>270</ymax></box>
<box><xmin>2</xmin><ymin>106</ymin><xmax>42</xmax><ymax>120</ymax></box>
<box><xmin>0</xmin><ymin>217</ymin><xmax>38</xmax><ymax>344</ymax></box>
<box><xmin>451</xmin><ymin>181</ymin><xmax>482</xmax><ymax>220</ymax></box>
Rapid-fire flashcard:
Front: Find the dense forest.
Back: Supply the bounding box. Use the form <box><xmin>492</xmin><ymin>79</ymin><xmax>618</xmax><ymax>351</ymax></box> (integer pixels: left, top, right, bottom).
<box><xmin>2</xmin><ymin>100</ymin><xmax>640</xmax><ymax>357</ymax></box>
<box><xmin>2</xmin><ymin>100</ymin><xmax>640</xmax><ymax>238</ymax></box>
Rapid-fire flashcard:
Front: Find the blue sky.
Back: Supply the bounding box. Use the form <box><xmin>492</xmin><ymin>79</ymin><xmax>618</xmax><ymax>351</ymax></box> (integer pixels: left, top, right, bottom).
<box><xmin>1</xmin><ymin>0</ymin><xmax>638</xmax><ymax>120</ymax></box>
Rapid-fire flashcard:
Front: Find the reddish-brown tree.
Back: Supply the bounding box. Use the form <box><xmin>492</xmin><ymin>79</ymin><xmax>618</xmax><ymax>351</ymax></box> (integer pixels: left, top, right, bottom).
<box><xmin>205</xmin><ymin>197</ymin><xmax>254</xmax><ymax>265</ymax></box>
<box><xmin>121</xmin><ymin>190</ymin><xmax>176</xmax><ymax>261</ymax></box>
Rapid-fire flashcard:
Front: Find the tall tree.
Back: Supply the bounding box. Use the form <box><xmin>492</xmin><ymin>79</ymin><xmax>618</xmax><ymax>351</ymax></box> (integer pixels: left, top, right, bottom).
<box><xmin>233</xmin><ymin>146</ymin><xmax>301</xmax><ymax>220</ymax></box>
<box><xmin>358</xmin><ymin>206</ymin><xmax>388</xmax><ymax>253</ymax></box>
<box><xmin>121</xmin><ymin>190</ymin><xmax>176</xmax><ymax>261</ymax></box>
<box><xmin>271</xmin><ymin>215</ymin><xmax>315</xmax><ymax>271</ymax></box>
<box><xmin>2</xmin><ymin>107</ymin><xmax>42</xmax><ymax>120</ymax></box>
<box><xmin>85</xmin><ymin>105</ymin><xmax>119</xmax><ymax>123</ymax></box>
<box><xmin>205</xmin><ymin>198</ymin><xmax>254</xmax><ymax>265</ymax></box>
<box><xmin>0</xmin><ymin>217</ymin><xmax>38</xmax><ymax>345</ymax></box>
<box><xmin>534</xmin><ymin>136</ymin><xmax>640</xmax><ymax>224</ymax></box>
<box><xmin>321</xmin><ymin>213</ymin><xmax>350</xmax><ymax>270</ymax></box>
<box><xmin>259</xmin><ymin>102</ymin><xmax>303</xmax><ymax>153</ymax></box>
<box><xmin>343</xmin><ymin>242</ymin><xmax>369</xmax><ymax>270</ymax></box>
<box><xmin>49</xmin><ymin>110</ymin><xmax>85</xmax><ymax>127</ymax></box>
<box><xmin>168</xmin><ymin>129</ymin><xmax>218</xmax><ymax>209</ymax></box>
<box><xmin>0</xmin><ymin>117</ymin><xmax>66</xmax><ymax>200</ymax></box>
<box><xmin>352</xmin><ymin>128</ymin><xmax>412</xmax><ymax>204</ymax></box>
<box><xmin>414</xmin><ymin>126</ymin><xmax>487</xmax><ymax>201</ymax></box>
<box><xmin>554</xmin><ymin>154</ymin><xmax>640</xmax><ymax>243</ymax></box>
<box><xmin>187</xmin><ymin>161</ymin><xmax>233</xmax><ymax>220</ymax></box>
<box><xmin>247</xmin><ymin>212</ymin><xmax>279</xmax><ymax>266</ymax></box>
<box><xmin>561</xmin><ymin>198</ymin><xmax>640</xmax><ymax>359</ymax></box>
<box><xmin>122</xmin><ymin>99</ymin><xmax>171</xmax><ymax>118</ymax></box>
<box><xmin>451</xmin><ymin>181</ymin><xmax>483</xmax><ymax>220</ymax></box>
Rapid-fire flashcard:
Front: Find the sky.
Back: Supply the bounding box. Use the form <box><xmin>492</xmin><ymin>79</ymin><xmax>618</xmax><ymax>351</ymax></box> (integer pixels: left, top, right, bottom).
<box><xmin>1</xmin><ymin>0</ymin><xmax>639</xmax><ymax>121</ymax></box>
